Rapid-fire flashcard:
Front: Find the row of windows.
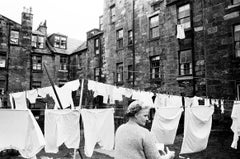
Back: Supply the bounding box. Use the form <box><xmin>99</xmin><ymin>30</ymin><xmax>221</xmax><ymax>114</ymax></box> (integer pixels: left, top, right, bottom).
<box><xmin>109</xmin><ymin>56</ymin><xmax>162</xmax><ymax>84</ymax></box>
<box><xmin>8</xmin><ymin>30</ymin><xmax>67</xmax><ymax>50</ymax></box>
<box><xmin>32</xmin><ymin>55</ymin><xmax>68</xmax><ymax>71</ymax></box>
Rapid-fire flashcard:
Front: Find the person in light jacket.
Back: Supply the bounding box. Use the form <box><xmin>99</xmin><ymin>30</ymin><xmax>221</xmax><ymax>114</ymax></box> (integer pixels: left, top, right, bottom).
<box><xmin>114</xmin><ymin>100</ymin><xmax>175</xmax><ymax>159</ymax></box>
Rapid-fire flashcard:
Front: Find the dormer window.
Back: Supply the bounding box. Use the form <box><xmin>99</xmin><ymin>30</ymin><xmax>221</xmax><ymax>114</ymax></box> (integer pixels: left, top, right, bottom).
<box><xmin>60</xmin><ymin>37</ymin><xmax>67</xmax><ymax>49</ymax></box>
<box><xmin>54</xmin><ymin>36</ymin><xmax>67</xmax><ymax>49</ymax></box>
<box><xmin>32</xmin><ymin>35</ymin><xmax>44</xmax><ymax>48</ymax></box>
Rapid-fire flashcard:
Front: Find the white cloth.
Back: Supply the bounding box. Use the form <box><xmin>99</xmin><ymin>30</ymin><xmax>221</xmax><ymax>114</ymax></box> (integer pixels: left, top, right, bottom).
<box><xmin>177</xmin><ymin>24</ymin><xmax>185</xmax><ymax>39</ymax></box>
<box><xmin>132</xmin><ymin>90</ymin><xmax>154</xmax><ymax>107</ymax></box>
<box><xmin>81</xmin><ymin>108</ymin><xmax>114</xmax><ymax>157</ymax></box>
<box><xmin>151</xmin><ymin>107</ymin><xmax>183</xmax><ymax>144</ymax></box>
<box><xmin>61</xmin><ymin>79</ymin><xmax>80</xmax><ymax>92</ymax></box>
<box><xmin>154</xmin><ymin>94</ymin><xmax>168</xmax><ymax>108</ymax></box>
<box><xmin>0</xmin><ymin>110</ymin><xmax>45</xmax><ymax>158</ymax></box>
<box><xmin>10</xmin><ymin>92</ymin><xmax>28</xmax><ymax>109</ymax></box>
<box><xmin>180</xmin><ymin>106</ymin><xmax>214</xmax><ymax>154</ymax></box>
<box><xmin>26</xmin><ymin>89</ymin><xmax>38</xmax><ymax>104</ymax></box>
<box><xmin>38</xmin><ymin>86</ymin><xmax>54</xmax><ymax>98</ymax></box>
<box><xmin>88</xmin><ymin>80</ymin><xmax>109</xmax><ymax>103</ymax></box>
<box><xmin>44</xmin><ymin>109</ymin><xmax>80</xmax><ymax>153</ymax></box>
<box><xmin>231</xmin><ymin>101</ymin><xmax>240</xmax><ymax>149</ymax></box>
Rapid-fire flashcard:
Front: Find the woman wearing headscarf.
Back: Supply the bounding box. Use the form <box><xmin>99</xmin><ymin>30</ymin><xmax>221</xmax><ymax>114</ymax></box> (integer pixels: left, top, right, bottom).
<box><xmin>114</xmin><ymin>100</ymin><xmax>174</xmax><ymax>159</ymax></box>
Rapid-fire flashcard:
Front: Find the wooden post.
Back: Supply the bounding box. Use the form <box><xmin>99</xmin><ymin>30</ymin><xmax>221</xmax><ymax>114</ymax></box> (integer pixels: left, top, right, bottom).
<box><xmin>79</xmin><ymin>79</ymin><xmax>84</xmax><ymax>109</ymax></box>
<box><xmin>43</xmin><ymin>63</ymin><xmax>63</xmax><ymax>109</ymax></box>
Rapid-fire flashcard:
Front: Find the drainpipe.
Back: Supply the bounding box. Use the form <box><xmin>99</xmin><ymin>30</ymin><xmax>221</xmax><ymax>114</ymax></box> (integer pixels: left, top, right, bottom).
<box><xmin>132</xmin><ymin>0</ymin><xmax>136</xmax><ymax>87</ymax></box>
<box><xmin>5</xmin><ymin>22</ymin><xmax>12</xmax><ymax>94</ymax></box>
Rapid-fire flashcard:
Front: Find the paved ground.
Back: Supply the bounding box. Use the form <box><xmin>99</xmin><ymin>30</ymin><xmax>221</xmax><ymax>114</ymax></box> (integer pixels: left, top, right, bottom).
<box><xmin>1</xmin><ymin>131</ymin><xmax>240</xmax><ymax>159</ymax></box>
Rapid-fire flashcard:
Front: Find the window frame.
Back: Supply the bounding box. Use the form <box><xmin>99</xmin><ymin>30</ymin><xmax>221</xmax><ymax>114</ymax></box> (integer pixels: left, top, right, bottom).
<box><xmin>0</xmin><ymin>54</ymin><xmax>6</xmax><ymax>68</ymax></box>
<box><xmin>94</xmin><ymin>38</ymin><xmax>100</xmax><ymax>55</ymax></box>
<box><xmin>94</xmin><ymin>67</ymin><xmax>101</xmax><ymax>81</ymax></box>
<box><xmin>179</xmin><ymin>49</ymin><xmax>192</xmax><ymax>76</ymax></box>
<box><xmin>54</xmin><ymin>36</ymin><xmax>67</xmax><ymax>49</ymax></box>
<box><xmin>10</xmin><ymin>30</ymin><xmax>19</xmax><ymax>45</ymax></box>
<box><xmin>128</xmin><ymin>65</ymin><xmax>133</xmax><ymax>81</ymax></box>
<box><xmin>116</xmin><ymin>29</ymin><xmax>124</xmax><ymax>49</ymax></box>
<box><xmin>116</xmin><ymin>63</ymin><xmax>123</xmax><ymax>83</ymax></box>
<box><xmin>234</xmin><ymin>24</ymin><xmax>240</xmax><ymax>57</ymax></box>
<box><xmin>177</xmin><ymin>3</ymin><xmax>191</xmax><ymax>30</ymax></box>
<box><xmin>110</xmin><ymin>5</ymin><xmax>116</xmax><ymax>23</ymax></box>
<box><xmin>32</xmin><ymin>55</ymin><xmax>42</xmax><ymax>71</ymax></box>
<box><xmin>149</xmin><ymin>15</ymin><xmax>160</xmax><ymax>39</ymax></box>
<box><xmin>150</xmin><ymin>55</ymin><xmax>161</xmax><ymax>79</ymax></box>
<box><xmin>128</xmin><ymin>30</ymin><xmax>133</xmax><ymax>45</ymax></box>
<box><xmin>60</xmin><ymin>56</ymin><xmax>68</xmax><ymax>71</ymax></box>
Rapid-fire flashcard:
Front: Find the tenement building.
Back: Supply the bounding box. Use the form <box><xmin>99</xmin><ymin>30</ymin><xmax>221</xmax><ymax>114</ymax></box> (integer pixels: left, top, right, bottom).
<box><xmin>99</xmin><ymin>0</ymin><xmax>240</xmax><ymax>99</ymax></box>
<box><xmin>0</xmin><ymin>8</ymin><xmax>82</xmax><ymax>107</ymax></box>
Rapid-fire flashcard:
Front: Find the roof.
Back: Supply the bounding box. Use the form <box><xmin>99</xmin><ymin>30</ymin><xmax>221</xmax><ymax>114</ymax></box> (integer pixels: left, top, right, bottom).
<box><xmin>72</xmin><ymin>41</ymin><xmax>87</xmax><ymax>53</ymax></box>
<box><xmin>47</xmin><ymin>36</ymin><xmax>83</xmax><ymax>55</ymax></box>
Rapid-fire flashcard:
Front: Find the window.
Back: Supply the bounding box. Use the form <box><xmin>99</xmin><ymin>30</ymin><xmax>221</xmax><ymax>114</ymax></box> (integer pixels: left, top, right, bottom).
<box><xmin>32</xmin><ymin>35</ymin><xmax>37</xmax><ymax>47</ymax></box>
<box><xmin>117</xmin><ymin>29</ymin><xmax>123</xmax><ymax>49</ymax></box>
<box><xmin>32</xmin><ymin>81</ymin><xmax>41</xmax><ymax>89</ymax></box>
<box><xmin>60</xmin><ymin>56</ymin><xmax>68</xmax><ymax>71</ymax></box>
<box><xmin>150</xmin><ymin>56</ymin><xmax>161</xmax><ymax>79</ymax></box>
<box><xmin>55</xmin><ymin>36</ymin><xmax>67</xmax><ymax>49</ymax></box>
<box><xmin>32</xmin><ymin>55</ymin><xmax>42</xmax><ymax>71</ymax></box>
<box><xmin>128</xmin><ymin>65</ymin><xmax>133</xmax><ymax>80</ymax></box>
<box><xmin>128</xmin><ymin>30</ymin><xmax>133</xmax><ymax>45</ymax></box>
<box><xmin>10</xmin><ymin>30</ymin><xmax>19</xmax><ymax>45</ymax></box>
<box><xmin>179</xmin><ymin>50</ymin><xmax>192</xmax><ymax>75</ymax></box>
<box><xmin>177</xmin><ymin>4</ymin><xmax>191</xmax><ymax>30</ymax></box>
<box><xmin>233</xmin><ymin>0</ymin><xmax>240</xmax><ymax>4</ymax></box>
<box><xmin>0</xmin><ymin>88</ymin><xmax>4</xmax><ymax>95</ymax></box>
<box><xmin>149</xmin><ymin>15</ymin><xmax>159</xmax><ymax>39</ymax></box>
<box><xmin>237</xmin><ymin>84</ymin><xmax>240</xmax><ymax>100</ymax></box>
<box><xmin>55</xmin><ymin>36</ymin><xmax>60</xmax><ymax>48</ymax></box>
<box><xmin>60</xmin><ymin>37</ymin><xmax>67</xmax><ymax>49</ymax></box>
<box><xmin>0</xmin><ymin>55</ymin><xmax>6</xmax><ymax>68</ymax></box>
<box><xmin>32</xmin><ymin>35</ymin><xmax>44</xmax><ymax>48</ymax></box>
<box><xmin>94</xmin><ymin>38</ymin><xmax>100</xmax><ymax>55</ymax></box>
<box><xmin>110</xmin><ymin>5</ymin><xmax>116</xmax><ymax>23</ymax></box>
<box><xmin>116</xmin><ymin>63</ymin><xmax>123</xmax><ymax>83</ymax></box>
<box><xmin>0</xmin><ymin>80</ymin><xmax>5</xmax><ymax>95</ymax></box>
<box><xmin>94</xmin><ymin>67</ymin><xmax>100</xmax><ymax>81</ymax></box>
<box><xmin>234</xmin><ymin>24</ymin><xmax>240</xmax><ymax>57</ymax></box>
<box><xmin>38</xmin><ymin>36</ymin><xmax>44</xmax><ymax>48</ymax></box>
<box><xmin>99</xmin><ymin>16</ymin><xmax>103</xmax><ymax>30</ymax></box>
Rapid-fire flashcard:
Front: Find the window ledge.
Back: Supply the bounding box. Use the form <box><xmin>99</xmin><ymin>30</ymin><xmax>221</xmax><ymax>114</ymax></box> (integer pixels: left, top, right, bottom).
<box><xmin>177</xmin><ymin>75</ymin><xmax>193</xmax><ymax>81</ymax></box>
<box><xmin>148</xmin><ymin>37</ymin><xmax>160</xmax><ymax>42</ymax></box>
<box><xmin>58</xmin><ymin>70</ymin><xmax>68</xmax><ymax>72</ymax></box>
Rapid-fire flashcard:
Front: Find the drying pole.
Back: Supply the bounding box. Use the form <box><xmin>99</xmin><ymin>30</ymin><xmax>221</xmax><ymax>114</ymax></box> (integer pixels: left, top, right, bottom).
<box><xmin>79</xmin><ymin>79</ymin><xmax>84</xmax><ymax>109</ymax></box>
<box><xmin>75</xmin><ymin>79</ymin><xmax>84</xmax><ymax>159</ymax></box>
<box><xmin>43</xmin><ymin>63</ymin><xmax>63</xmax><ymax>109</ymax></box>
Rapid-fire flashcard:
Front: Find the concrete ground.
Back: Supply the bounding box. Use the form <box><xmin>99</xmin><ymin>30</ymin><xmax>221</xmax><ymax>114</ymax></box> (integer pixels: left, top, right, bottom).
<box><xmin>1</xmin><ymin>131</ymin><xmax>240</xmax><ymax>159</ymax></box>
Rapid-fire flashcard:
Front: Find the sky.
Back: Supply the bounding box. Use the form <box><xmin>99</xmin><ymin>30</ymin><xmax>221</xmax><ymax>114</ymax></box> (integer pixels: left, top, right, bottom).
<box><xmin>0</xmin><ymin>0</ymin><xmax>104</xmax><ymax>41</ymax></box>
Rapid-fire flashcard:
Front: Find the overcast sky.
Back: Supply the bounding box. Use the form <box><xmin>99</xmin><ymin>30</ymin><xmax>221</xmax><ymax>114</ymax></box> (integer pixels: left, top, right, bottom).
<box><xmin>0</xmin><ymin>0</ymin><xmax>104</xmax><ymax>41</ymax></box>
